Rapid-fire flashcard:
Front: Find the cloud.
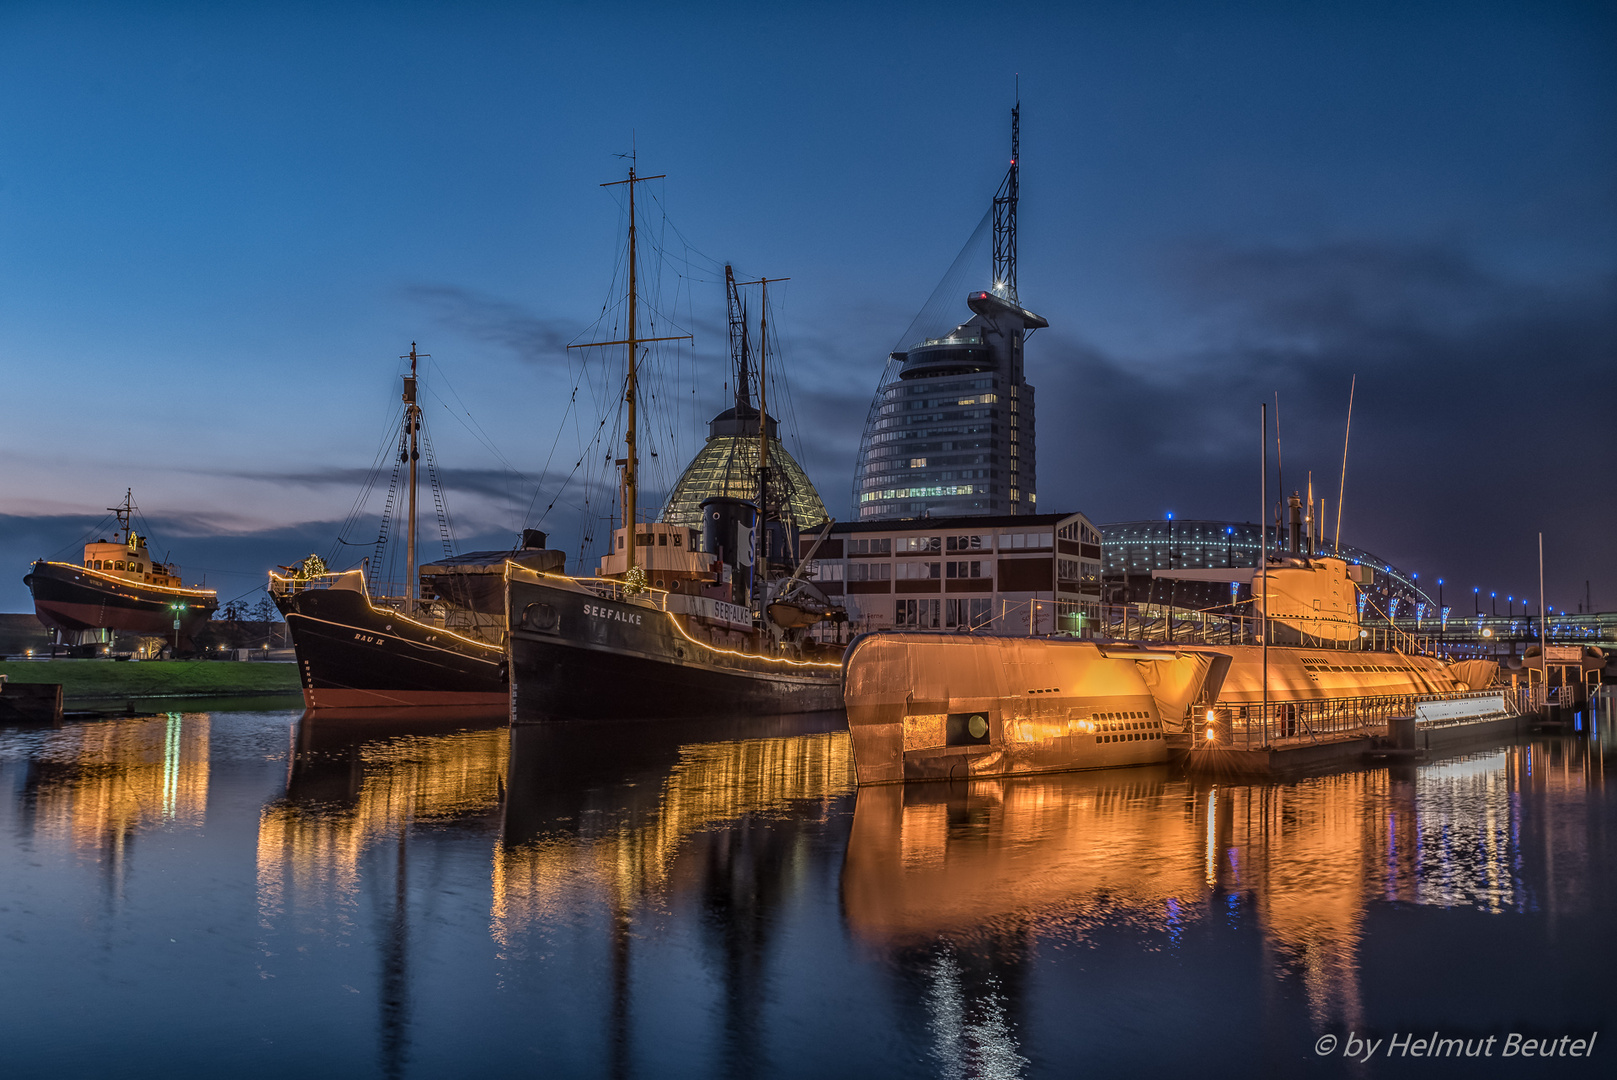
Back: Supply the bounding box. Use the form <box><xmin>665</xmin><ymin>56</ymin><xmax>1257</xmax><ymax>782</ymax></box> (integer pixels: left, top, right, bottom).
<box><xmin>403</xmin><ymin>284</ymin><xmax>583</xmax><ymax>365</ymax></box>
<box><xmin>1033</xmin><ymin>239</ymin><xmax>1617</xmax><ymax>605</ymax></box>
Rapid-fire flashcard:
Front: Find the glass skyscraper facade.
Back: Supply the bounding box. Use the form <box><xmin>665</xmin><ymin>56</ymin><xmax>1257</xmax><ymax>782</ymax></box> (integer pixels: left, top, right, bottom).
<box><xmin>853</xmin><ymin>291</ymin><xmax>1047</xmax><ymax>520</ymax></box>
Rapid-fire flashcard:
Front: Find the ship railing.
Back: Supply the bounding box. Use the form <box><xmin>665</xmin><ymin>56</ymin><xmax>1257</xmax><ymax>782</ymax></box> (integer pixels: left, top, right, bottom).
<box><xmin>268</xmin><ymin>571</ymin><xmax>345</xmax><ymax>597</ymax></box>
<box><xmin>1210</xmin><ymin>687</ymin><xmax>1508</xmax><ymax>749</ymax></box>
<box><xmin>1072</xmin><ymin>601</ymin><xmax>1426</xmax><ymax>653</ymax></box>
<box><xmin>567</xmin><ymin>576</ymin><xmax>671</xmax><ymax>611</ymax></box>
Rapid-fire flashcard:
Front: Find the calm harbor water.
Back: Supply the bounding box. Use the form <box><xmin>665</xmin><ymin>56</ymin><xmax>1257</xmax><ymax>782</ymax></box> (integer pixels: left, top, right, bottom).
<box><xmin>1</xmin><ymin>702</ymin><xmax>1612</xmax><ymax>1078</ymax></box>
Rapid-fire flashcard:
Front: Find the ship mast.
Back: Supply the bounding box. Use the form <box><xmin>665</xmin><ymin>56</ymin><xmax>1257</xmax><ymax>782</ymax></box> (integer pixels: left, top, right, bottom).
<box><xmin>574</xmin><ymin>164</ymin><xmax>687</xmax><ymax>581</ymax></box>
<box><xmin>739</xmin><ymin>275</ymin><xmax>788</xmax><ymax>611</ymax></box>
<box><xmin>401</xmin><ymin>343</ymin><xmax>425</xmax><ymax>611</ymax></box>
<box><xmin>109</xmin><ymin>488</ymin><xmax>134</xmax><ymax>546</ymax></box>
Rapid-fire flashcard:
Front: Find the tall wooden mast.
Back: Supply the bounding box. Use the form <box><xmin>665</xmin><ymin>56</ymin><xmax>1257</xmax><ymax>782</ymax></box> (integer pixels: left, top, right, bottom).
<box><xmin>401</xmin><ymin>343</ymin><xmax>425</xmax><ymax>610</ymax></box>
<box><xmin>573</xmin><ymin>165</ymin><xmax>688</xmax><ymax>580</ymax></box>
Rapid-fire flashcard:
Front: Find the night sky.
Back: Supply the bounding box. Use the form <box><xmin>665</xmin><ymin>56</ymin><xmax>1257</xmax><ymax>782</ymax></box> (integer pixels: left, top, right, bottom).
<box><xmin>2</xmin><ymin>2</ymin><xmax>1613</xmax><ymax>615</ymax></box>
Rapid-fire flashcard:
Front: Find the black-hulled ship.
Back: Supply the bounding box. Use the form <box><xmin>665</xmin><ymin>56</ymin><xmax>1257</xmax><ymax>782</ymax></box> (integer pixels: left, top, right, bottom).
<box><xmin>25</xmin><ymin>490</ymin><xmax>218</xmax><ymax>655</ymax></box>
<box><xmin>507</xmin><ymin>170</ymin><xmax>845</xmax><ymax>720</ymax></box>
<box><xmin>271</xmin><ymin>346</ymin><xmax>567</xmax><ymax>712</ymax></box>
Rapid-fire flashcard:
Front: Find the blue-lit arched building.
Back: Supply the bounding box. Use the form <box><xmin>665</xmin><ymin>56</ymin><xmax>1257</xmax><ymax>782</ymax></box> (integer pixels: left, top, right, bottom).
<box><xmin>1099</xmin><ymin>519</ymin><xmax>1435</xmax><ymax>620</ymax></box>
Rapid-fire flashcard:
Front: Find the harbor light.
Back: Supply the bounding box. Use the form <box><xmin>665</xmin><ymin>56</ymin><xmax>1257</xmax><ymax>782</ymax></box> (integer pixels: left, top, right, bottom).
<box><xmin>1483</xmin><ymin>628</ymin><xmax>1494</xmax><ymax>638</ymax></box>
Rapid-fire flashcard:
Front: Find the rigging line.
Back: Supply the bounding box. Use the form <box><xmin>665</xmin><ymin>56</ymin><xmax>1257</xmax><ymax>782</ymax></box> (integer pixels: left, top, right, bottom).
<box><xmin>420</xmin><ymin>383</ymin><xmax>528</xmax><ymax>480</ymax></box>
<box><xmin>422</xmin><ymin>359</ymin><xmax>527</xmax><ymax>478</ymax></box>
<box><xmin>48</xmin><ymin>511</ymin><xmax>120</xmax><ymax>561</ymax></box>
<box><xmin>533</xmin><ymin>406</ymin><xmax>615</xmax><ymax>529</ymax></box>
<box><xmin>333</xmin><ymin>393</ymin><xmax>409</xmax><ymax>546</ymax></box>
<box><xmin>519</xmin><ymin>389</ymin><xmax>579</xmax><ymax>528</ymax></box>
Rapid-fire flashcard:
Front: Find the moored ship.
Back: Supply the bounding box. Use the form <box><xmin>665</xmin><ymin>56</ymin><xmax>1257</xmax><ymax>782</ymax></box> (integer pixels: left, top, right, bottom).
<box><xmin>25</xmin><ymin>490</ymin><xmax>218</xmax><ymax>654</ymax></box>
<box><xmin>507</xmin><ymin>168</ymin><xmax>844</xmax><ymax>721</ymax></box>
<box><xmin>271</xmin><ymin>345</ymin><xmax>567</xmax><ymax>712</ymax></box>
<box><xmin>843</xmin><ymin>539</ymin><xmax>1500</xmax><ymax>784</ymax></box>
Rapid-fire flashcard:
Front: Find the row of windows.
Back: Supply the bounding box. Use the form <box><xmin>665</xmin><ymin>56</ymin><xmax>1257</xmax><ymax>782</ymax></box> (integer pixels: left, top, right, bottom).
<box><xmin>89</xmin><ymin>559</ymin><xmax>145</xmax><ymax>573</ymax></box>
<box><xmin>860</xmin><ymin>484</ymin><xmax>980</xmax><ymax>503</ymax></box>
<box><xmin>1057</xmin><ymin>558</ymin><xmax>1101</xmax><ymax>582</ymax></box>
<box><xmin>841</xmin><ymin>531</ymin><xmax>1060</xmax><ymax>554</ymax></box>
<box><xmin>894</xmin><ymin>598</ymin><xmax>995</xmax><ymax>629</ymax></box>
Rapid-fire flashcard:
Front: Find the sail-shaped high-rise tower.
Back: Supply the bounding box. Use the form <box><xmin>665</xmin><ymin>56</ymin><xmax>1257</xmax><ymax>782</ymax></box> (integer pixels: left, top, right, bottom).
<box><xmin>851</xmin><ymin>100</ymin><xmax>1047</xmax><ymax>521</ymax></box>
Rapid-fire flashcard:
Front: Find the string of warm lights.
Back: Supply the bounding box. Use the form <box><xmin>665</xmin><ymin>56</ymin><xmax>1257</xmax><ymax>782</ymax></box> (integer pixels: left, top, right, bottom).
<box><xmin>269</xmin><ymin>569</ymin><xmax>504</xmax><ymax>653</ymax></box>
<box><xmin>40</xmin><ymin>561</ymin><xmax>217</xmax><ymax>598</ymax></box>
<box><xmin>504</xmin><ymin>560</ymin><xmax>841</xmax><ymax>670</ymax></box>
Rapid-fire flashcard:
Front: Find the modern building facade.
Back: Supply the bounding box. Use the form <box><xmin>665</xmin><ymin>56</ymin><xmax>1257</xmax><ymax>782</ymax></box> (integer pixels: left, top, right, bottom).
<box><xmin>853</xmin><ymin>292</ymin><xmax>1046</xmax><ymax>520</ymax></box>
<box><xmin>801</xmin><ymin>512</ymin><xmax>1102</xmax><ymax>637</ymax></box>
<box><xmin>852</xmin><ymin>101</ymin><xmax>1044</xmax><ymax>521</ymax></box>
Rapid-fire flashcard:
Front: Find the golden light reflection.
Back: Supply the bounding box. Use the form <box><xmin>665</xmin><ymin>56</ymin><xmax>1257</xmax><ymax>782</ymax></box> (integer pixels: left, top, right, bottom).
<box><xmin>255</xmin><ymin>724</ymin><xmax>509</xmax><ymax>925</ymax></box>
<box><xmin>491</xmin><ymin>730</ymin><xmax>853</xmax><ymax>948</ymax></box>
<box><xmin>30</xmin><ymin>712</ymin><xmax>210</xmax><ymax>855</ymax></box>
<box><xmin>842</xmin><ymin>737</ymin><xmax>1602</xmax><ymax>1035</ymax></box>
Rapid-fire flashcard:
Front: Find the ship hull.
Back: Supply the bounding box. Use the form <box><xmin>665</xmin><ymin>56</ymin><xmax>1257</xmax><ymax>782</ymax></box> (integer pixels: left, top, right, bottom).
<box><xmin>25</xmin><ymin>561</ymin><xmax>216</xmax><ymax>647</ymax></box>
<box><xmin>841</xmin><ymin>632</ymin><xmax>1487</xmax><ymax>785</ymax></box>
<box><xmin>507</xmin><ymin>575</ymin><xmax>843</xmax><ymax>721</ymax></box>
<box><xmin>276</xmin><ymin>586</ymin><xmax>506</xmax><ymax>712</ymax></box>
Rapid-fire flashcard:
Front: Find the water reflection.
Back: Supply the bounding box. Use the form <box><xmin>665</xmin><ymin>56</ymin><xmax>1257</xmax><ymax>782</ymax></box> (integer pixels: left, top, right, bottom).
<box><xmin>845</xmin><ymin>730</ymin><xmax>1612</xmax><ymax>1066</ymax></box>
<box><xmin>256</xmin><ymin>715</ymin><xmax>509</xmax><ymax>917</ymax></box>
<box><xmin>254</xmin><ymin>713</ymin><xmax>509</xmax><ymax>1080</ymax></box>
<box><xmin>0</xmin><ymin>701</ymin><xmax>1608</xmax><ymax>1077</ymax></box>
<box><xmin>21</xmin><ymin>711</ymin><xmax>210</xmax><ymax>859</ymax></box>
<box><xmin>497</xmin><ymin>714</ymin><xmax>852</xmax><ymax>1078</ymax></box>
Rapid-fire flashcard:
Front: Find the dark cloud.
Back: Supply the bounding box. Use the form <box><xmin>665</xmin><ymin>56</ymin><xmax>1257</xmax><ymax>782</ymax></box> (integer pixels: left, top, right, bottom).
<box><xmin>1032</xmin><ymin>240</ymin><xmax>1617</xmax><ymax>609</ymax></box>
<box><xmin>404</xmin><ymin>284</ymin><xmax>583</xmax><ymax>365</ymax></box>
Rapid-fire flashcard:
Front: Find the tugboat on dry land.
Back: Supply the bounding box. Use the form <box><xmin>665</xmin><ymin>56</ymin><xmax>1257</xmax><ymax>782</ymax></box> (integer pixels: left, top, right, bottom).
<box><xmin>24</xmin><ymin>490</ymin><xmax>218</xmax><ymax>656</ymax></box>
<box><xmin>506</xmin><ymin>167</ymin><xmax>845</xmax><ymax>720</ymax></box>
<box><xmin>270</xmin><ymin>345</ymin><xmax>566</xmax><ymax>712</ymax></box>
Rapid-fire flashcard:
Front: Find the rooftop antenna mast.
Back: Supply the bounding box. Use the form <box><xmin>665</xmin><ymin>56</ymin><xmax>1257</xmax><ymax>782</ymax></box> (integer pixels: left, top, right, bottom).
<box><xmin>992</xmin><ymin>80</ymin><xmax>1019</xmax><ymax>302</ymax></box>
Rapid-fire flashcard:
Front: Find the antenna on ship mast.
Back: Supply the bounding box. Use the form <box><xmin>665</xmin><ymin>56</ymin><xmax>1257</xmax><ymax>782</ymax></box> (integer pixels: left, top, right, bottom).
<box><xmin>109</xmin><ymin>488</ymin><xmax>134</xmax><ymax>546</ymax></box>
<box><xmin>992</xmin><ymin>79</ymin><xmax>1020</xmax><ymax>302</ymax></box>
<box><xmin>574</xmin><ymin>164</ymin><xmax>689</xmax><ymax>580</ymax></box>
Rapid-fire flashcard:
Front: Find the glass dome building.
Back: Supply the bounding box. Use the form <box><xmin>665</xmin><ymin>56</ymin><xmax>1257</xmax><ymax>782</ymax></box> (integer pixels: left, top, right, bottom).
<box><xmin>660</xmin><ymin>403</ymin><xmax>828</xmax><ymax>532</ymax></box>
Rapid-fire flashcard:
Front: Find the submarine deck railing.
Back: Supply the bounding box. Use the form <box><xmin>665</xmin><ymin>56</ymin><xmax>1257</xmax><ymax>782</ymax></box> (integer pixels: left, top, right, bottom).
<box><xmin>1025</xmin><ymin>599</ymin><xmax>1439</xmax><ymax>655</ymax></box>
<box><xmin>1205</xmin><ymin>687</ymin><xmax>1520</xmax><ymax>750</ymax></box>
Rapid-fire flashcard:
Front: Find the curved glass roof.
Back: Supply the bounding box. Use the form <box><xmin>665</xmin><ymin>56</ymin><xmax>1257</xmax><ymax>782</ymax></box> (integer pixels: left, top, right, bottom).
<box><xmin>661</xmin><ymin>435</ymin><xmax>828</xmax><ymax>532</ymax></box>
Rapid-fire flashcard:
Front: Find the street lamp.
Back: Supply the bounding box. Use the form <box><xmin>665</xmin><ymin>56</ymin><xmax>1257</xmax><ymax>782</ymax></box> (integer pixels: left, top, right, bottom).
<box><xmin>1473</xmin><ymin>586</ymin><xmax>1479</xmax><ymax>615</ymax></box>
<box><xmin>1490</xmin><ymin>591</ymin><xmax>1497</xmax><ymax>616</ymax></box>
<box><xmin>167</xmin><ymin>601</ymin><xmax>188</xmax><ymax>655</ymax></box>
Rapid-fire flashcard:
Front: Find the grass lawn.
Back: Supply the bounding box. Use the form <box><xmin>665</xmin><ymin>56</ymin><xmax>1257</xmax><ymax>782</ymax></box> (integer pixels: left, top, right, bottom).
<box><xmin>0</xmin><ymin>659</ymin><xmax>301</xmax><ymax>700</ymax></box>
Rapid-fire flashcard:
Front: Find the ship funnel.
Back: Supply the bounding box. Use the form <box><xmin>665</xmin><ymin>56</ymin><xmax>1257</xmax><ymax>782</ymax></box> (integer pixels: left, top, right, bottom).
<box><xmin>701</xmin><ymin>497</ymin><xmax>757</xmax><ymax>608</ymax></box>
<box><xmin>1288</xmin><ymin>493</ymin><xmax>1303</xmax><ymax>555</ymax></box>
<box><xmin>520</xmin><ymin>529</ymin><xmax>548</xmax><ymax>551</ymax></box>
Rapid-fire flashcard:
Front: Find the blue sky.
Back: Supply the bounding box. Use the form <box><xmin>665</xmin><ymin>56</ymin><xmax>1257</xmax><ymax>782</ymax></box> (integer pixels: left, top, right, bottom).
<box><xmin>2</xmin><ymin>1</ymin><xmax>1613</xmax><ymax>613</ymax></box>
